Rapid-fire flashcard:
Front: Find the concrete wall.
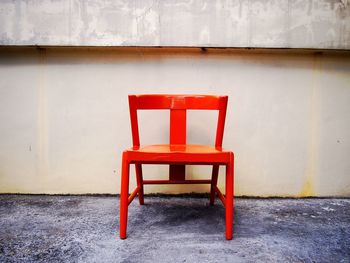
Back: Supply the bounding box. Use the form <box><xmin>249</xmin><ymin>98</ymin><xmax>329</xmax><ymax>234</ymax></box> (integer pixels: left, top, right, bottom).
<box><xmin>0</xmin><ymin>47</ymin><xmax>349</xmax><ymax>196</ymax></box>
<box><xmin>0</xmin><ymin>0</ymin><xmax>350</xmax><ymax>49</ymax></box>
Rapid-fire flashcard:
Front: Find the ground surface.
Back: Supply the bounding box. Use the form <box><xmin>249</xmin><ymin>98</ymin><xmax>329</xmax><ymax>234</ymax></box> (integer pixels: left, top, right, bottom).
<box><xmin>0</xmin><ymin>195</ymin><xmax>349</xmax><ymax>263</ymax></box>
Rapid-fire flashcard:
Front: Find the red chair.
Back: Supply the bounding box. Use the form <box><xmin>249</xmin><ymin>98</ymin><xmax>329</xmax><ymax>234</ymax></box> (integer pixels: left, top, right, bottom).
<box><xmin>120</xmin><ymin>94</ymin><xmax>234</xmax><ymax>240</ymax></box>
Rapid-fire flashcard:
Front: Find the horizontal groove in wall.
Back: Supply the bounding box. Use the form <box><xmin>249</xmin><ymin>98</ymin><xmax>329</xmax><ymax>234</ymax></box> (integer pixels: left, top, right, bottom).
<box><xmin>1</xmin><ymin>46</ymin><xmax>350</xmax><ymax>59</ymax></box>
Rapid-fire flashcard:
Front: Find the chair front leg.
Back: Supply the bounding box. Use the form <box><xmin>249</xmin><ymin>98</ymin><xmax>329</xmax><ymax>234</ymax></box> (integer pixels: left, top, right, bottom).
<box><xmin>225</xmin><ymin>153</ymin><xmax>234</xmax><ymax>240</ymax></box>
<box><xmin>120</xmin><ymin>153</ymin><xmax>130</xmax><ymax>239</ymax></box>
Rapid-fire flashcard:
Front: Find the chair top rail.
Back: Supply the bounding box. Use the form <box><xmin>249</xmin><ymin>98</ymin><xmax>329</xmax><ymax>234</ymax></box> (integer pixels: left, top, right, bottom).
<box><xmin>129</xmin><ymin>94</ymin><xmax>228</xmax><ymax>110</ymax></box>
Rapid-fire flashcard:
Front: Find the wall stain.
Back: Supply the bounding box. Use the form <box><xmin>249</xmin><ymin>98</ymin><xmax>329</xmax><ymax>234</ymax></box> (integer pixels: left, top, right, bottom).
<box><xmin>300</xmin><ymin>177</ymin><xmax>315</xmax><ymax>197</ymax></box>
<box><xmin>300</xmin><ymin>52</ymin><xmax>322</xmax><ymax>197</ymax></box>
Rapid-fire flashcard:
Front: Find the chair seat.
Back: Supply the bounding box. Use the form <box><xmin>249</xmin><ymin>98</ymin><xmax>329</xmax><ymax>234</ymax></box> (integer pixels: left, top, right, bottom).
<box><xmin>125</xmin><ymin>144</ymin><xmax>232</xmax><ymax>164</ymax></box>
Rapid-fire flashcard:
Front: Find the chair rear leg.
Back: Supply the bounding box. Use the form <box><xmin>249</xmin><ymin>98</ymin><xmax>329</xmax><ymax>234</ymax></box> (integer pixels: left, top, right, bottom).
<box><xmin>120</xmin><ymin>153</ymin><xmax>130</xmax><ymax>239</ymax></box>
<box><xmin>135</xmin><ymin>164</ymin><xmax>144</xmax><ymax>205</ymax></box>
<box><xmin>209</xmin><ymin>165</ymin><xmax>219</xmax><ymax>205</ymax></box>
<box><xmin>225</xmin><ymin>153</ymin><xmax>234</xmax><ymax>240</ymax></box>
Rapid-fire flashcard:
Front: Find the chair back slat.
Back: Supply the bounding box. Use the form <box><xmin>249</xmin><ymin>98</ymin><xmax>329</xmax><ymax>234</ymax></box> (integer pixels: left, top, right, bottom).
<box><xmin>170</xmin><ymin>109</ymin><xmax>187</xmax><ymax>144</ymax></box>
<box><xmin>169</xmin><ymin>109</ymin><xmax>187</xmax><ymax>181</ymax></box>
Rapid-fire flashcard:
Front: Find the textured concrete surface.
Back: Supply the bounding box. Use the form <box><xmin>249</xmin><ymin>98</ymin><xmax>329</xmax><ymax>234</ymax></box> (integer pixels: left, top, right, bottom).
<box><xmin>0</xmin><ymin>0</ymin><xmax>349</xmax><ymax>49</ymax></box>
<box><xmin>0</xmin><ymin>195</ymin><xmax>349</xmax><ymax>262</ymax></box>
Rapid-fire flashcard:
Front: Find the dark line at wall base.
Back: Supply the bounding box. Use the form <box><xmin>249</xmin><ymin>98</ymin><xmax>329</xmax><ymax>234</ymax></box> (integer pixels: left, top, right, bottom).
<box><xmin>0</xmin><ymin>193</ymin><xmax>349</xmax><ymax>199</ymax></box>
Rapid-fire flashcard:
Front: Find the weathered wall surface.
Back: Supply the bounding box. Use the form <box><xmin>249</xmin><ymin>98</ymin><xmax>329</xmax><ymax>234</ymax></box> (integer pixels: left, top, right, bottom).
<box><xmin>0</xmin><ymin>47</ymin><xmax>349</xmax><ymax>196</ymax></box>
<box><xmin>0</xmin><ymin>0</ymin><xmax>349</xmax><ymax>49</ymax></box>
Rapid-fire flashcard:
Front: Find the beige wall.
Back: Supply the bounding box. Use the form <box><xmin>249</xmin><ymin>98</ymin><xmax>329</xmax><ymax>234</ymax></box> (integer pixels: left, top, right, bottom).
<box><xmin>0</xmin><ymin>47</ymin><xmax>349</xmax><ymax>196</ymax></box>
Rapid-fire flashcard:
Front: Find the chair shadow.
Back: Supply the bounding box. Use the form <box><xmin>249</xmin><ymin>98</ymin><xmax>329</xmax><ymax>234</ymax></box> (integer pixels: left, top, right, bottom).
<box><xmin>127</xmin><ymin>199</ymin><xmax>229</xmax><ymax>237</ymax></box>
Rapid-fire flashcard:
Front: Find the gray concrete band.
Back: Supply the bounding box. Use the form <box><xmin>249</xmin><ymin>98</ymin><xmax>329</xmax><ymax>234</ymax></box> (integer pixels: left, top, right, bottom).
<box><xmin>0</xmin><ymin>0</ymin><xmax>349</xmax><ymax>49</ymax></box>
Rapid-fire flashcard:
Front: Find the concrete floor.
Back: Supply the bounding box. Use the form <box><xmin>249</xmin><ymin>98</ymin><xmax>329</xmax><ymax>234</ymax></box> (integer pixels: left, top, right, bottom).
<box><xmin>0</xmin><ymin>195</ymin><xmax>349</xmax><ymax>263</ymax></box>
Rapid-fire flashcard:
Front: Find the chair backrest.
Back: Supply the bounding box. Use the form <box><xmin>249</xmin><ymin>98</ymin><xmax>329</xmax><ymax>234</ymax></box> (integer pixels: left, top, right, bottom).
<box><xmin>128</xmin><ymin>94</ymin><xmax>228</xmax><ymax>147</ymax></box>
